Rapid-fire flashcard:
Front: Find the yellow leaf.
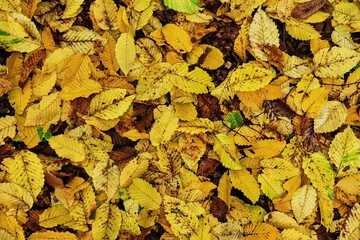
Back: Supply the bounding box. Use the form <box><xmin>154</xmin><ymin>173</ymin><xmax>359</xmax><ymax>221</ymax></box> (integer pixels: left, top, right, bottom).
<box><xmin>136</xmin><ymin>62</ymin><xmax>175</xmax><ymax>100</ymax></box>
<box><xmin>336</xmin><ymin>173</ymin><xmax>360</xmax><ymax>196</ymax></box>
<box><xmin>264</xmin><ymin>211</ymin><xmax>298</xmax><ymax>230</ymax></box>
<box><xmin>310</xmin><ymin>38</ymin><xmax>330</xmax><ymax>55</ymax></box>
<box><xmin>277</xmin><ymin>229</ymin><xmax>311</xmax><ymax>240</ymax></box>
<box><xmin>0</xmin><ymin>0</ymin><xmax>21</xmax><ymax>12</ymax></box>
<box><xmin>0</xmin><ymin>13</ymin><xmax>41</xmax><ymax>52</ymax></box>
<box><xmin>0</xmin><ymin>115</ymin><xmax>16</xmax><ymax>145</ymax></box>
<box><xmin>291</xmin><ymin>184</ymin><xmax>317</xmax><ymax>223</ymax></box>
<box><xmin>150</xmin><ymin>107</ymin><xmax>179</xmax><ymax>147</ymax></box>
<box><xmin>301</xmin><ymin>87</ymin><xmax>328</xmax><ymax>118</ymax></box>
<box><xmin>28</xmin><ymin>231</ymin><xmax>77</xmax><ymax>240</ymax></box>
<box><xmin>339</xmin><ymin>203</ymin><xmax>360</xmax><ymax>240</ymax></box>
<box><xmin>173</xmin><ymin>63</ymin><xmax>214</xmax><ymax>94</ymax></box>
<box><xmin>61</xmin><ymin>53</ymin><xmax>92</xmax><ymax>85</ymax></box>
<box><xmin>302</xmin><ymin>152</ymin><xmax>335</xmax><ymax>196</ymax></box>
<box><xmin>120</xmin><ymin>157</ymin><xmax>149</xmax><ymax>187</ymax></box>
<box><xmin>329</xmin><ymin>126</ymin><xmax>360</xmax><ymax>177</ymax></box>
<box><xmin>177</xmin><ymin>118</ymin><xmax>214</xmax><ymax>134</ymax></box>
<box><xmin>60</xmin><ymin>78</ymin><xmax>102</xmax><ymax>101</ymax></box>
<box><xmin>48</xmin><ymin>134</ymin><xmax>86</xmax><ymax>162</ymax></box>
<box><xmin>92</xmin><ymin>159</ymin><xmax>119</xmax><ymax>199</ymax></box>
<box><xmin>3</xmin><ymin>150</ymin><xmax>44</xmax><ymax>199</ymax></box>
<box><xmin>231</xmin><ymin>63</ymin><xmax>276</xmax><ymax>92</ymax></box>
<box><xmin>234</xmin><ymin>17</ymin><xmax>251</xmax><ymax>62</ymax></box>
<box><xmin>60</xmin><ymin>26</ymin><xmax>106</xmax><ymax>54</ymax></box>
<box><xmin>318</xmin><ymin>192</ymin><xmax>333</xmax><ymax>229</ymax></box>
<box><xmin>332</xmin><ymin>26</ymin><xmax>358</xmax><ymax>50</ymax></box>
<box><xmin>313</xmin><ymin>47</ymin><xmax>360</xmax><ymax>78</ymax></box>
<box><xmin>258</xmin><ymin>173</ymin><xmax>286</xmax><ymax>200</ymax></box>
<box><xmin>39</xmin><ymin>204</ymin><xmax>72</xmax><ymax>228</ymax></box>
<box><xmin>333</xmin><ymin>2</ymin><xmax>360</xmax><ymax>31</ymax></box>
<box><xmin>0</xmin><ymin>211</ymin><xmax>25</xmax><ymax>240</ymax></box>
<box><xmin>62</xmin><ymin>0</ymin><xmax>84</xmax><ymax>19</ymax></box>
<box><xmin>8</xmin><ymin>81</ymin><xmax>32</xmax><ymax>115</ymax></box>
<box><xmin>162</xmin><ymin>23</ymin><xmax>193</xmax><ymax>53</ymax></box>
<box><xmin>92</xmin><ymin>0</ymin><xmax>118</xmax><ymax>30</ymax></box>
<box><xmin>164</xmin><ymin>194</ymin><xmax>198</xmax><ymax>239</ymax></box>
<box><xmin>129</xmin><ymin>178</ymin><xmax>162</xmax><ymax>210</ymax></box>
<box><xmin>179</xmin><ymin>134</ymin><xmax>206</xmax><ymax>169</ymax></box>
<box><xmin>0</xmin><ymin>182</ymin><xmax>33</xmax><ymax>211</ymax></box>
<box><xmin>132</xmin><ymin>0</ymin><xmax>151</xmax><ymax>11</ymax></box>
<box><xmin>313</xmin><ymin>101</ymin><xmax>347</xmax><ymax>133</ymax></box>
<box><xmin>92</xmin><ymin>202</ymin><xmax>122</xmax><ymax>240</ymax></box>
<box><xmin>42</xmin><ymin>47</ymin><xmax>75</xmax><ymax>74</ymax></box>
<box><xmin>304</xmin><ymin>11</ymin><xmax>330</xmax><ymax>23</ymax></box>
<box><xmin>214</xmin><ymin>133</ymin><xmax>243</xmax><ymax>170</ymax></box>
<box><xmin>16</xmin><ymin>115</ymin><xmax>40</xmax><ymax>148</ymax></box>
<box><xmin>285</xmin><ymin>20</ymin><xmax>321</xmax><ymax>41</ymax></box>
<box><xmin>115</xmin><ymin>32</ymin><xmax>136</xmax><ymax>75</ymax></box>
<box><xmin>230</xmin><ymin>169</ymin><xmax>260</xmax><ymax>204</ymax></box>
<box><xmin>283</xmin><ymin>56</ymin><xmax>313</xmax><ymax>79</ymax></box>
<box><xmin>218</xmin><ymin>172</ymin><xmax>232</xmax><ymax>207</ymax></box>
<box><xmin>245</xmin><ymin>139</ymin><xmax>286</xmax><ymax>159</ymax></box>
<box><xmin>191</xmin><ymin>217</ymin><xmax>212</xmax><ymax>240</ymax></box>
<box><xmin>261</xmin><ymin>158</ymin><xmax>299</xmax><ymax>180</ymax></box>
<box><xmin>199</xmin><ymin>45</ymin><xmax>224</xmax><ymax>70</ymax></box>
<box><xmin>99</xmin><ymin>31</ymin><xmax>119</xmax><ymax>72</ymax></box>
<box><xmin>244</xmin><ymin>222</ymin><xmax>280</xmax><ymax>240</ymax></box>
<box><xmin>31</xmin><ymin>71</ymin><xmax>57</xmax><ymax>99</ymax></box>
<box><xmin>24</xmin><ymin>92</ymin><xmax>61</xmax><ymax>127</ymax></box>
<box><xmin>21</xmin><ymin>0</ymin><xmax>41</xmax><ymax>19</ymax></box>
<box><xmin>212</xmin><ymin>219</ymin><xmax>244</xmax><ymax>239</ymax></box>
<box><xmin>249</xmin><ymin>8</ymin><xmax>280</xmax><ymax>61</ymax></box>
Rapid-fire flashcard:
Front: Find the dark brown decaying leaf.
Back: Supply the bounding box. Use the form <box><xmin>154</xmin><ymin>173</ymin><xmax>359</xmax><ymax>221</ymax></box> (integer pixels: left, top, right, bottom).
<box><xmin>291</xmin><ymin>0</ymin><xmax>327</xmax><ymax>20</ymax></box>
<box><xmin>263</xmin><ymin>99</ymin><xmax>297</xmax><ymax>120</ymax></box>
<box><xmin>197</xmin><ymin>157</ymin><xmax>220</xmax><ymax>177</ymax></box>
<box><xmin>211</xmin><ymin>196</ymin><xmax>228</xmax><ymax>222</ymax></box>
<box><xmin>198</xmin><ymin>94</ymin><xmax>222</xmax><ymax>121</ymax></box>
<box><xmin>19</xmin><ymin>49</ymin><xmax>47</xmax><ymax>88</ymax></box>
<box><xmin>293</xmin><ymin>116</ymin><xmax>322</xmax><ymax>152</ymax></box>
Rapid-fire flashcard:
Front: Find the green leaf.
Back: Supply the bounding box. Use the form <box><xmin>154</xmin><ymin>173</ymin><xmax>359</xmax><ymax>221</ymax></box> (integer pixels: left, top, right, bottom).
<box><xmin>226</xmin><ymin>111</ymin><xmax>244</xmax><ymax>130</ymax></box>
<box><xmin>163</xmin><ymin>0</ymin><xmax>200</xmax><ymax>14</ymax></box>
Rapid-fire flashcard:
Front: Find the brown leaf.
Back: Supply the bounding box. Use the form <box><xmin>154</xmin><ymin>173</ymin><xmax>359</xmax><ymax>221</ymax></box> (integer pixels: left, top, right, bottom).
<box><xmin>0</xmin><ymin>78</ymin><xmax>12</xmax><ymax>97</ymax></box>
<box><xmin>291</xmin><ymin>0</ymin><xmax>326</xmax><ymax>20</ymax></box>
<box><xmin>19</xmin><ymin>48</ymin><xmax>46</xmax><ymax>88</ymax></box>
<box><xmin>263</xmin><ymin>99</ymin><xmax>297</xmax><ymax>120</ymax></box>
<box><xmin>198</xmin><ymin>94</ymin><xmax>221</xmax><ymax>121</ymax></box>
<box><xmin>197</xmin><ymin>157</ymin><xmax>219</xmax><ymax>177</ymax></box>
<box><xmin>293</xmin><ymin>116</ymin><xmax>321</xmax><ymax>152</ymax></box>
<box><xmin>211</xmin><ymin>196</ymin><xmax>228</xmax><ymax>222</ymax></box>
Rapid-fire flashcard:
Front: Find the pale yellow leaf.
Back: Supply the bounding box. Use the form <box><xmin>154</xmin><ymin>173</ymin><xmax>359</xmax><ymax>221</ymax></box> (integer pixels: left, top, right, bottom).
<box><xmin>285</xmin><ymin>20</ymin><xmax>321</xmax><ymax>41</ymax></box>
<box><xmin>339</xmin><ymin>203</ymin><xmax>360</xmax><ymax>240</ymax></box>
<box><xmin>0</xmin><ymin>115</ymin><xmax>16</xmax><ymax>145</ymax></box>
<box><xmin>291</xmin><ymin>184</ymin><xmax>317</xmax><ymax>223</ymax></box>
<box><xmin>115</xmin><ymin>32</ymin><xmax>136</xmax><ymax>75</ymax></box>
<box><xmin>48</xmin><ymin>134</ymin><xmax>86</xmax><ymax>162</ymax></box>
<box><xmin>92</xmin><ymin>202</ymin><xmax>122</xmax><ymax>240</ymax></box>
<box><xmin>92</xmin><ymin>159</ymin><xmax>119</xmax><ymax>199</ymax></box>
<box><xmin>62</xmin><ymin>0</ymin><xmax>83</xmax><ymax>19</ymax></box>
<box><xmin>28</xmin><ymin>231</ymin><xmax>77</xmax><ymax>240</ymax></box>
<box><xmin>313</xmin><ymin>101</ymin><xmax>347</xmax><ymax>133</ymax></box>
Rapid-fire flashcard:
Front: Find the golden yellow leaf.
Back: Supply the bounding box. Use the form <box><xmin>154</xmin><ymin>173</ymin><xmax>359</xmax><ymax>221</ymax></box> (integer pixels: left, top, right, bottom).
<box><xmin>129</xmin><ymin>178</ymin><xmax>162</xmax><ymax>210</ymax></box>
<box><xmin>16</xmin><ymin>114</ymin><xmax>40</xmax><ymax>148</ymax></box>
<box><xmin>318</xmin><ymin>192</ymin><xmax>334</xmax><ymax>229</ymax></box>
<box><xmin>92</xmin><ymin>0</ymin><xmax>118</xmax><ymax>30</ymax></box>
<box><xmin>198</xmin><ymin>45</ymin><xmax>224</xmax><ymax>70</ymax></box>
<box><xmin>283</xmin><ymin>56</ymin><xmax>313</xmax><ymax>79</ymax></box>
<box><xmin>313</xmin><ymin>47</ymin><xmax>360</xmax><ymax>79</ymax></box>
<box><xmin>218</xmin><ymin>172</ymin><xmax>232</xmax><ymax>207</ymax></box>
<box><xmin>48</xmin><ymin>134</ymin><xmax>86</xmax><ymax>163</ymax></box>
<box><xmin>313</xmin><ymin>101</ymin><xmax>347</xmax><ymax>133</ymax></box>
<box><xmin>115</xmin><ymin>32</ymin><xmax>136</xmax><ymax>75</ymax></box>
<box><xmin>301</xmin><ymin>87</ymin><xmax>328</xmax><ymax>118</ymax></box>
<box><xmin>264</xmin><ymin>211</ymin><xmax>298</xmax><ymax>230</ymax></box>
<box><xmin>230</xmin><ymin>169</ymin><xmax>260</xmax><ymax>204</ymax></box>
<box><xmin>245</xmin><ymin>139</ymin><xmax>286</xmax><ymax>159</ymax></box>
<box><xmin>177</xmin><ymin>118</ymin><xmax>214</xmax><ymax>134</ymax></box>
<box><xmin>234</xmin><ymin>17</ymin><xmax>251</xmax><ymax>62</ymax></box>
<box><xmin>8</xmin><ymin>81</ymin><xmax>32</xmax><ymax>115</ymax></box>
<box><xmin>162</xmin><ymin>23</ymin><xmax>193</xmax><ymax>53</ymax></box>
<box><xmin>31</xmin><ymin>71</ymin><xmax>57</xmax><ymax>99</ymax></box>
<box><xmin>0</xmin><ymin>211</ymin><xmax>25</xmax><ymax>240</ymax></box>
<box><xmin>249</xmin><ymin>8</ymin><xmax>280</xmax><ymax>61</ymax></box>
<box><xmin>42</xmin><ymin>47</ymin><xmax>75</xmax><ymax>74</ymax></box>
<box><xmin>120</xmin><ymin>157</ymin><xmax>149</xmax><ymax>187</ymax></box>
<box><xmin>291</xmin><ymin>184</ymin><xmax>317</xmax><ymax>223</ymax></box>
<box><xmin>92</xmin><ymin>202</ymin><xmax>122</xmax><ymax>240</ymax></box>
<box><xmin>244</xmin><ymin>222</ymin><xmax>280</xmax><ymax>240</ymax></box>
<box><xmin>3</xmin><ymin>150</ymin><xmax>44</xmax><ymax>199</ymax></box>
<box><xmin>24</xmin><ymin>92</ymin><xmax>61</xmax><ymax>127</ymax></box>
<box><xmin>60</xmin><ymin>26</ymin><xmax>106</xmax><ymax>54</ymax></box>
<box><xmin>164</xmin><ymin>194</ymin><xmax>198</xmax><ymax>239</ymax></box>
<box><xmin>310</xmin><ymin>38</ymin><xmax>330</xmax><ymax>55</ymax></box>
<box><xmin>0</xmin><ymin>0</ymin><xmax>21</xmax><ymax>12</ymax></box>
<box><xmin>231</xmin><ymin>63</ymin><xmax>276</xmax><ymax>92</ymax></box>
<box><xmin>214</xmin><ymin>133</ymin><xmax>243</xmax><ymax>170</ymax></box>
<box><xmin>150</xmin><ymin>107</ymin><xmax>179</xmax><ymax>147</ymax></box>
<box><xmin>277</xmin><ymin>228</ymin><xmax>311</xmax><ymax>240</ymax></box>
<box><xmin>329</xmin><ymin>126</ymin><xmax>360</xmax><ymax>177</ymax></box>
<box><xmin>261</xmin><ymin>158</ymin><xmax>299</xmax><ymax>181</ymax></box>
<box><xmin>62</xmin><ymin>0</ymin><xmax>83</xmax><ymax>19</ymax></box>
<box><xmin>21</xmin><ymin>0</ymin><xmax>41</xmax><ymax>19</ymax></box>
<box><xmin>39</xmin><ymin>204</ymin><xmax>72</xmax><ymax>228</ymax></box>
<box><xmin>28</xmin><ymin>231</ymin><xmax>77</xmax><ymax>240</ymax></box>
<box><xmin>0</xmin><ymin>115</ymin><xmax>16</xmax><ymax>145</ymax></box>
<box><xmin>99</xmin><ymin>31</ymin><xmax>119</xmax><ymax>72</ymax></box>
<box><xmin>285</xmin><ymin>20</ymin><xmax>321</xmax><ymax>41</ymax></box>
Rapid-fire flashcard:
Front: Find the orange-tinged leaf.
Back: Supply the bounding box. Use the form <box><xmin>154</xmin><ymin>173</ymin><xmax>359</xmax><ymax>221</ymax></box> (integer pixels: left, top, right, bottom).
<box><xmin>217</xmin><ymin>172</ymin><xmax>231</xmax><ymax>207</ymax></box>
<box><xmin>244</xmin><ymin>222</ymin><xmax>280</xmax><ymax>240</ymax></box>
<box><xmin>28</xmin><ymin>231</ymin><xmax>77</xmax><ymax>240</ymax></box>
<box><xmin>162</xmin><ymin>23</ymin><xmax>193</xmax><ymax>53</ymax></box>
<box><xmin>245</xmin><ymin>139</ymin><xmax>286</xmax><ymax>159</ymax></box>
